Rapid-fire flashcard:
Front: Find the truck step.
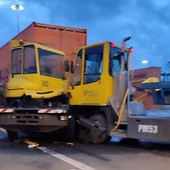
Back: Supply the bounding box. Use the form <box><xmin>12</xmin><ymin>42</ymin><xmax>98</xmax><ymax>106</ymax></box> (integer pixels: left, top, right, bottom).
<box><xmin>114</xmin><ymin>121</ymin><xmax>128</xmax><ymax>130</ymax></box>
<box><xmin>115</xmin><ymin>121</ymin><xmax>128</xmax><ymax>125</ymax></box>
<box><xmin>110</xmin><ymin>129</ymin><xmax>127</xmax><ymax>138</ymax></box>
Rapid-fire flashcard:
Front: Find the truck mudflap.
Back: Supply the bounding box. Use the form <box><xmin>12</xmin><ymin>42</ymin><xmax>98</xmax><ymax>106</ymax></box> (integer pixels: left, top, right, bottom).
<box><xmin>127</xmin><ymin>116</ymin><xmax>170</xmax><ymax>142</ymax></box>
<box><xmin>78</xmin><ymin>118</ymin><xmax>107</xmax><ymax>144</ymax></box>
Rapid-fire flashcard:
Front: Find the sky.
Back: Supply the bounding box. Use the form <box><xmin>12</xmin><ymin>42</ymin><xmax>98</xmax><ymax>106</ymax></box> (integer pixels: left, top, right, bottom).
<box><xmin>0</xmin><ymin>0</ymin><xmax>170</xmax><ymax>70</ymax></box>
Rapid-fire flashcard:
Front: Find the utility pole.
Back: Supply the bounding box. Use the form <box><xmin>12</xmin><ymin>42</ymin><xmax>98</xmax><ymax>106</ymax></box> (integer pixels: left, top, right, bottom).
<box><xmin>10</xmin><ymin>4</ymin><xmax>24</xmax><ymax>33</ymax></box>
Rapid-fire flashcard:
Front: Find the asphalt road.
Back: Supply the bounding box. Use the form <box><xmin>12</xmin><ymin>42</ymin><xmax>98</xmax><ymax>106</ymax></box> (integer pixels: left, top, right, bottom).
<box><xmin>0</xmin><ymin>130</ymin><xmax>170</xmax><ymax>170</ymax></box>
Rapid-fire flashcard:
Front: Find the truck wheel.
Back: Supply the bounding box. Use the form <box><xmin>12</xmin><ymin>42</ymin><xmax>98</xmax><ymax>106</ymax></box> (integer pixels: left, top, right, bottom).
<box><xmin>89</xmin><ymin>113</ymin><xmax>107</xmax><ymax>144</ymax></box>
<box><xmin>7</xmin><ymin>130</ymin><xmax>18</xmax><ymax>142</ymax></box>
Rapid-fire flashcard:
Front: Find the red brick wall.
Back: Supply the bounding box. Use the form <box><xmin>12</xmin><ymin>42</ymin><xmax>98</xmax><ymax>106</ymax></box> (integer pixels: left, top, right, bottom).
<box><xmin>130</xmin><ymin>67</ymin><xmax>161</xmax><ymax>109</ymax></box>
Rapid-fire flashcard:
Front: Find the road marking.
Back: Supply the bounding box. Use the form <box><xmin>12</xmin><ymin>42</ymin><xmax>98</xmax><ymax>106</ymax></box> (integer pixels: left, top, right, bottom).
<box><xmin>38</xmin><ymin>146</ymin><xmax>96</xmax><ymax>170</ymax></box>
<box><xmin>0</xmin><ymin>129</ymin><xmax>96</xmax><ymax>170</ymax></box>
<box><xmin>0</xmin><ymin>128</ymin><xmax>7</xmax><ymax>133</ymax></box>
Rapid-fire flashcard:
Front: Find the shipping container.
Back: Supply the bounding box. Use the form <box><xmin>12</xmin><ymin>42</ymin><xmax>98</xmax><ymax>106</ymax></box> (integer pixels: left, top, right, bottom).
<box><xmin>0</xmin><ymin>22</ymin><xmax>87</xmax><ymax>82</ymax></box>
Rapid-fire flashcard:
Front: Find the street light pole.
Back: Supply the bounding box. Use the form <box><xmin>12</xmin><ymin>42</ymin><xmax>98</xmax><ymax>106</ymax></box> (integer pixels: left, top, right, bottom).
<box><xmin>10</xmin><ymin>4</ymin><xmax>24</xmax><ymax>33</ymax></box>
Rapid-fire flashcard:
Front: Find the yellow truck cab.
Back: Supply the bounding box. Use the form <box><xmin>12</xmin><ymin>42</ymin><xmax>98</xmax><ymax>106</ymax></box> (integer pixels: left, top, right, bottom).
<box><xmin>68</xmin><ymin>38</ymin><xmax>132</xmax><ymax>143</ymax></box>
<box><xmin>0</xmin><ymin>40</ymin><xmax>71</xmax><ymax>141</ymax></box>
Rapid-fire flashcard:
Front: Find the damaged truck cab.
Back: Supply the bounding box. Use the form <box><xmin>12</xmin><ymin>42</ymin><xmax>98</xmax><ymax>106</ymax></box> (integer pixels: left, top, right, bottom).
<box><xmin>0</xmin><ymin>40</ymin><xmax>70</xmax><ymax>141</ymax></box>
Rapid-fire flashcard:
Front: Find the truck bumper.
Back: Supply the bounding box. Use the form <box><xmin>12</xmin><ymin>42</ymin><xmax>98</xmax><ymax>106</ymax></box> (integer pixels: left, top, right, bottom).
<box><xmin>128</xmin><ymin>116</ymin><xmax>170</xmax><ymax>142</ymax></box>
<box><xmin>0</xmin><ymin>113</ymin><xmax>68</xmax><ymax>132</ymax></box>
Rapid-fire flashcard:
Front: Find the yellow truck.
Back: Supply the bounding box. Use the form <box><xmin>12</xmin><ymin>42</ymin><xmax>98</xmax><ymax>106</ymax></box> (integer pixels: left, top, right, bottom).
<box><xmin>0</xmin><ymin>40</ymin><xmax>70</xmax><ymax>141</ymax></box>
<box><xmin>0</xmin><ymin>37</ymin><xmax>170</xmax><ymax>144</ymax></box>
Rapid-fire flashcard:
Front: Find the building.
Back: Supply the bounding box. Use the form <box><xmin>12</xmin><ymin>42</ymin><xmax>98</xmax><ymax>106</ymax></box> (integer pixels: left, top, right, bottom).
<box><xmin>130</xmin><ymin>67</ymin><xmax>161</xmax><ymax>109</ymax></box>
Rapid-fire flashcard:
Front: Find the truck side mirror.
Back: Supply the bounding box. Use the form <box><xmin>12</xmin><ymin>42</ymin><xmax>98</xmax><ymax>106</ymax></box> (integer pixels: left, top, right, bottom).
<box><xmin>64</xmin><ymin>60</ymin><xmax>69</xmax><ymax>72</ymax></box>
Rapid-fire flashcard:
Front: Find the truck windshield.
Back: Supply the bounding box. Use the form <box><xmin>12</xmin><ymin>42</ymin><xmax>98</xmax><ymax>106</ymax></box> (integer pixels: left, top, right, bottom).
<box><xmin>38</xmin><ymin>48</ymin><xmax>65</xmax><ymax>79</ymax></box>
<box><xmin>109</xmin><ymin>46</ymin><xmax>128</xmax><ymax>77</ymax></box>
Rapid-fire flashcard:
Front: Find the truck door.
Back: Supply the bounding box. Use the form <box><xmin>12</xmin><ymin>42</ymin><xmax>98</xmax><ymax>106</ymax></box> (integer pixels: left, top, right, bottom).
<box><xmin>70</xmin><ymin>45</ymin><xmax>104</xmax><ymax>105</ymax></box>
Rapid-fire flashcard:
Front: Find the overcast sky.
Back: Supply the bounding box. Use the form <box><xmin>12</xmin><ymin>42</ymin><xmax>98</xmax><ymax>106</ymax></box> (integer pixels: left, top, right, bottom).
<box><xmin>0</xmin><ymin>0</ymin><xmax>170</xmax><ymax>69</ymax></box>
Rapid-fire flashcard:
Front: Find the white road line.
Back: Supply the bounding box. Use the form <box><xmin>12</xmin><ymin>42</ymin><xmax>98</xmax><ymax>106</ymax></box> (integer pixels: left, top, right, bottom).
<box><xmin>0</xmin><ymin>128</ymin><xmax>7</xmax><ymax>133</ymax></box>
<box><xmin>38</xmin><ymin>146</ymin><xmax>96</xmax><ymax>170</ymax></box>
<box><xmin>0</xmin><ymin>129</ymin><xmax>96</xmax><ymax>170</ymax></box>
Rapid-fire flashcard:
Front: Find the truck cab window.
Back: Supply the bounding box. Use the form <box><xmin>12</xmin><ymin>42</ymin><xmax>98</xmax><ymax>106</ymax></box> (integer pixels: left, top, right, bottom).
<box><xmin>109</xmin><ymin>47</ymin><xmax>128</xmax><ymax>77</ymax></box>
<box><xmin>11</xmin><ymin>48</ymin><xmax>22</xmax><ymax>74</ymax></box>
<box><xmin>39</xmin><ymin>48</ymin><xmax>65</xmax><ymax>79</ymax></box>
<box><xmin>84</xmin><ymin>45</ymin><xmax>103</xmax><ymax>84</ymax></box>
<box><xmin>23</xmin><ymin>45</ymin><xmax>37</xmax><ymax>74</ymax></box>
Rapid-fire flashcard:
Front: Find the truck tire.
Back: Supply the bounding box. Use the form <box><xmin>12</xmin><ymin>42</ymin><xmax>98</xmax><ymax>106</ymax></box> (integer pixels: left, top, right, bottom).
<box><xmin>89</xmin><ymin>113</ymin><xmax>107</xmax><ymax>144</ymax></box>
<box><xmin>7</xmin><ymin>130</ymin><xmax>18</xmax><ymax>142</ymax></box>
